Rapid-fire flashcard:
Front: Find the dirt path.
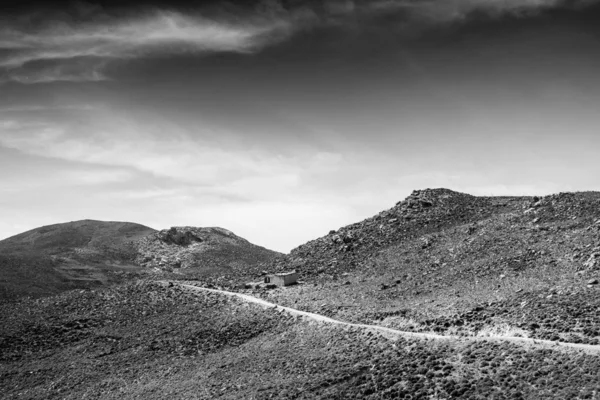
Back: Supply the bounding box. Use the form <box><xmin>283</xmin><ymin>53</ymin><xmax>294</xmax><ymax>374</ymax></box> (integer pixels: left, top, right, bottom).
<box><xmin>172</xmin><ymin>282</ymin><xmax>600</xmax><ymax>355</ymax></box>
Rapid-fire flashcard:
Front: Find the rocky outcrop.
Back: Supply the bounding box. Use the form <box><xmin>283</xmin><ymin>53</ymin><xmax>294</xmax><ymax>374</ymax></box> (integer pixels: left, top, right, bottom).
<box><xmin>136</xmin><ymin>227</ymin><xmax>244</xmax><ymax>269</ymax></box>
<box><xmin>157</xmin><ymin>227</ymin><xmax>204</xmax><ymax>246</ymax></box>
<box><xmin>135</xmin><ymin>226</ymin><xmax>280</xmax><ymax>285</ymax></box>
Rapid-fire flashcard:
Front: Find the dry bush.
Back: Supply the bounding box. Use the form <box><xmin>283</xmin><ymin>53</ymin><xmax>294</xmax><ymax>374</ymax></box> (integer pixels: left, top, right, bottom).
<box><xmin>476</xmin><ymin>323</ymin><xmax>530</xmax><ymax>338</ymax></box>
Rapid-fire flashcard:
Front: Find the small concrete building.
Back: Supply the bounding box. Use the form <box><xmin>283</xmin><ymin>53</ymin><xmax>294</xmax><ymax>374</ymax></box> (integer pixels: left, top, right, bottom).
<box><xmin>264</xmin><ymin>271</ymin><xmax>298</xmax><ymax>287</ymax></box>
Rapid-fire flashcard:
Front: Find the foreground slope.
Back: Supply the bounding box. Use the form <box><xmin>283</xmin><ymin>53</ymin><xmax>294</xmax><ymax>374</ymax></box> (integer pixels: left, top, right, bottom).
<box><xmin>1</xmin><ymin>281</ymin><xmax>599</xmax><ymax>400</ymax></box>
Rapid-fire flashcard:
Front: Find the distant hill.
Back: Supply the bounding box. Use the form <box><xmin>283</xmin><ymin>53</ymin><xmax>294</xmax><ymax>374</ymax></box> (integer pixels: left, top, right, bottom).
<box><xmin>0</xmin><ymin>220</ymin><xmax>156</xmax><ymax>300</ymax></box>
<box><xmin>0</xmin><ymin>221</ymin><xmax>280</xmax><ymax>301</ymax></box>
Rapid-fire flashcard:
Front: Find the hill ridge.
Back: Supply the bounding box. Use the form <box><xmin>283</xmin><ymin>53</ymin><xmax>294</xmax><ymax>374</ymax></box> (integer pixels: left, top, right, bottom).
<box><xmin>0</xmin><ymin>221</ymin><xmax>279</xmax><ymax>300</ymax></box>
<box><xmin>270</xmin><ymin>187</ymin><xmax>526</xmax><ymax>279</ymax></box>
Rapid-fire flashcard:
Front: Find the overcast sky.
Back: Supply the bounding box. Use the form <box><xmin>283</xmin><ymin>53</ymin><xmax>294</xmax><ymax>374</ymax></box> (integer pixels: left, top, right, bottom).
<box><xmin>1</xmin><ymin>0</ymin><xmax>600</xmax><ymax>252</ymax></box>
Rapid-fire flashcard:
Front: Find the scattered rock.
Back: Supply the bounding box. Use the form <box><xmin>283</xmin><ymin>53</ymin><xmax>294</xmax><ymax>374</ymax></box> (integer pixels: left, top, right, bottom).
<box><xmin>158</xmin><ymin>227</ymin><xmax>203</xmax><ymax>246</ymax></box>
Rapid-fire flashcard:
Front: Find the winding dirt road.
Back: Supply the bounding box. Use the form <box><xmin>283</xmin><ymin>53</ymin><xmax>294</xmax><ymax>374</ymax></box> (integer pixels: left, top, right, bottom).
<box><xmin>172</xmin><ymin>282</ymin><xmax>600</xmax><ymax>355</ymax></box>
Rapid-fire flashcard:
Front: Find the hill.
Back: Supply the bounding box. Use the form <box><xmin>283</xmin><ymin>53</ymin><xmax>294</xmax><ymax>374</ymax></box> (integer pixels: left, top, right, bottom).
<box><xmin>0</xmin><ymin>220</ymin><xmax>156</xmax><ymax>301</ymax></box>
<box><xmin>0</xmin><ymin>220</ymin><xmax>155</xmax><ymax>257</ymax></box>
<box><xmin>256</xmin><ymin>189</ymin><xmax>600</xmax><ymax>346</ymax></box>
<box><xmin>135</xmin><ymin>226</ymin><xmax>282</xmax><ymax>285</ymax></box>
<box><xmin>0</xmin><ymin>222</ymin><xmax>280</xmax><ymax>301</ymax></box>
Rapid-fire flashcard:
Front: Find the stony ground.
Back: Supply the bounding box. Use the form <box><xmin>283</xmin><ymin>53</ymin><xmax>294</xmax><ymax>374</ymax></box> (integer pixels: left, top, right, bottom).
<box><xmin>1</xmin><ymin>281</ymin><xmax>599</xmax><ymax>400</ymax></box>
<box><xmin>3</xmin><ymin>188</ymin><xmax>600</xmax><ymax>398</ymax></box>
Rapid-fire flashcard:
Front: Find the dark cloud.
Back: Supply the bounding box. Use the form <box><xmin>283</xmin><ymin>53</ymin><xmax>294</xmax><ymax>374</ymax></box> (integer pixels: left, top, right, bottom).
<box><xmin>0</xmin><ymin>5</ymin><xmax>292</xmax><ymax>83</ymax></box>
<box><xmin>1</xmin><ymin>0</ymin><xmax>599</xmax><ymax>84</ymax></box>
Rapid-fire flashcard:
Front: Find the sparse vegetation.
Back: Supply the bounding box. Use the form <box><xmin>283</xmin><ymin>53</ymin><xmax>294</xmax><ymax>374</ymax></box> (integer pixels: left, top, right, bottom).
<box><xmin>263</xmin><ymin>189</ymin><xmax>600</xmax><ymax>345</ymax></box>
<box><xmin>1</xmin><ymin>281</ymin><xmax>600</xmax><ymax>399</ymax></box>
<box><xmin>2</xmin><ymin>189</ymin><xmax>600</xmax><ymax>398</ymax></box>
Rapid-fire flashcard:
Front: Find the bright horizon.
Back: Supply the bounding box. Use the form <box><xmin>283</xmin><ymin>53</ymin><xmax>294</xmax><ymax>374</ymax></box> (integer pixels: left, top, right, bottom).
<box><xmin>0</xmin><ymin>185</ymin><xmax>580</xmax><ymax>253</ymax></box>
<box><xmin>2</xmin><ymin>0</ymin><xmax>600</xmax><ymax>253</ymax></box>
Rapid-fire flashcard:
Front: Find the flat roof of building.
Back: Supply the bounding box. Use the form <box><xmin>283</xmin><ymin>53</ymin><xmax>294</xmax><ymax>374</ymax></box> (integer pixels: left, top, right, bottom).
<box><xmin>271</xmin><ymin>271</ymin><xmax>297</xmax><ymax>277</ymax></box>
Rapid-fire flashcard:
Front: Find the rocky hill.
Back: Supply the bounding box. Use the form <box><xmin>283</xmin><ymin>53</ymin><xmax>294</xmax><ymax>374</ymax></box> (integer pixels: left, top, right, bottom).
<box><xmin>0</xmin><ymin>222</ymin><xmax>280</xmax><ymax>301</ymax></box>
<box><xmin>261</xmin><ymin>189</ymin><xmax>519</xmax><ymax>278</ymax></box>
<box><xmin>135</xmin><ymin>226</ymin><xmax>281</xmax><ymax>285</ymax></box>
<box><xmin>265</xmin><ymin>188</ymin><xmax>599</xmax><ymax>281</ymax></box>
<box><xmin>2</xmin><ymin>188</ymin><xmax>600</xmax><ymax>399</ymax></box>
<box><xmin>261</xmin><ymin>189</ymin><xmax>600</xmax><ymax>346</ymax></box>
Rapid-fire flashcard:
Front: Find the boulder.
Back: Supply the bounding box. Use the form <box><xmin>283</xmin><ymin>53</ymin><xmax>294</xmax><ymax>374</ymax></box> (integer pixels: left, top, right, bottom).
<box><xmin>583</xmin><ymin>253</ymin><xmax>599</xmax><ymax>270</ymax></box>
<box><xmin>158</xmin><ymin>227</ymin><xmax>203</xmax><ymax>246</ymax></box>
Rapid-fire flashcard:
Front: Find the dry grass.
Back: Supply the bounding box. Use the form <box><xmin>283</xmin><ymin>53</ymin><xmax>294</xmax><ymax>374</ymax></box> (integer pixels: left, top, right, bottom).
<box><xmin>3</xmin><ymin>282</ymin><xmax>600</xmax><ymax>399</ymax></box>
<box><xmin>475</xmin><ymin>323</ymin><xmax>530</xmax><ymax>338</ymax></box>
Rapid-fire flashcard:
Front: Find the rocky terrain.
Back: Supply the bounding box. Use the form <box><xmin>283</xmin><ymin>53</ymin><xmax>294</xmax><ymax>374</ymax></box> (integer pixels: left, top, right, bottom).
<box><xmin>0</xmin><ymin>222</ymin><xmax>279</xmax><ymax>301</ymax></box>
<box><xmin>136</xmin><ymin>226</ymin><xmax>280</xmax><ymax>286</ymax></box>
<box><xmin>1</xmin><ymin>281</ymin><xmax>599</xmax><ymax>400</ymax></box>
<box><xmin>269</xmin><ymin>189</ymin><xmax>599</xmax><ymax>280</ymax></box>
<box><xmin>2</xmin><ymin>188</ymin><xmax>600</xmax><ymax>398</ymax></box>
<box><xmin>258</xmin><ymin>189</ymin><xmax>600</xmax><ymax>346</ymax></box>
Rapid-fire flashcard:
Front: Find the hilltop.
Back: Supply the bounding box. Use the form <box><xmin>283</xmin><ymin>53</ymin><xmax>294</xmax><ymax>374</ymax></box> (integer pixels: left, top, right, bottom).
<box><xmin>0</xmin><ymin>221</ymin><xmax>279</xmax><ymax>301</ymax></box>
<box><xmin>271</xmin><ymin>188</ymin><xmax>529</xmax><ymax>278</ymax></box>
<box><xmin>0</xmin><ymin>220</ymin><xmax>155</xmax><ymax>257</ymax></box>
<box><xmin>136</xmin><ymin>226</ymin><xmax>281</xmax><ymax>285</ymax></box>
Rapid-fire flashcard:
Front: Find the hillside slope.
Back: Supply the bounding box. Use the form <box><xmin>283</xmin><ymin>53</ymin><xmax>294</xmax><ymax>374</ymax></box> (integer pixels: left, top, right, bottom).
<box><xmin>0</xmin><ymin>220</ymin><xmax>155</xmax><ymax>257</ymax></box>
<box><xmin>136</xmin><ymin>226</ymin><xmax>281</xmax><ymax>285</ymax></box>
<box><xmin>259</xmin><ymin>189</ymin><xmax>600</xmax><ymax>345</ymax></box>
<box><xmin>271</xmin><ymin>188</ymin><xmax>525</xmax><ymax>279</ymax></box>
<box><xmin>1</xmin><ymin>281</ymin><xmax>599</xmax><ymax>400</ymax></box>
<box><xmin>0</xmin><ymin>220</ymin><xmax>156</xmax><ymax>300</ymax></box>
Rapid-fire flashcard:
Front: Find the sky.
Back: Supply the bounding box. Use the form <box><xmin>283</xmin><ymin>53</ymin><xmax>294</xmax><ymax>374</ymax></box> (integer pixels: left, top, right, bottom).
<box><xmin>1</xmin><ymin>0</ymin><xmax>600</xmax><ymax>252</ymax></box>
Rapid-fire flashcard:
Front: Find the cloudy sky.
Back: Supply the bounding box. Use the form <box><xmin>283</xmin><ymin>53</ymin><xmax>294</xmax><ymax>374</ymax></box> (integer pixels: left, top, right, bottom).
<box><xmin>1</xmin><ymin>0</ymin><xmax>600</xmax><ymax>252</ymax></box>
